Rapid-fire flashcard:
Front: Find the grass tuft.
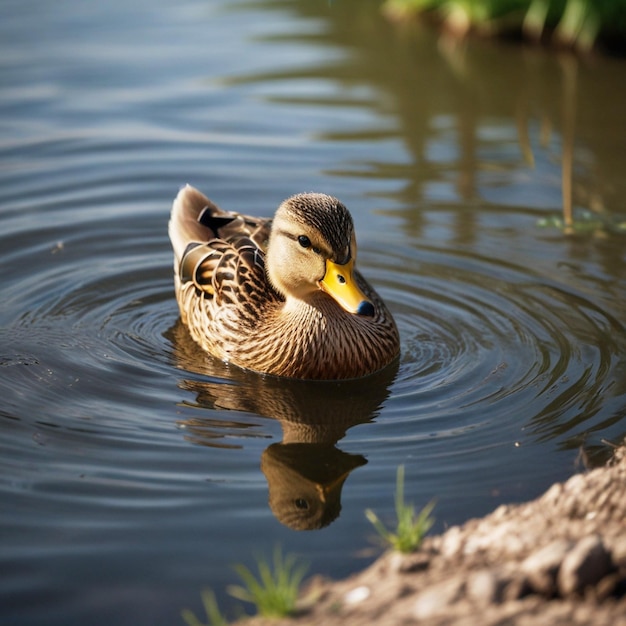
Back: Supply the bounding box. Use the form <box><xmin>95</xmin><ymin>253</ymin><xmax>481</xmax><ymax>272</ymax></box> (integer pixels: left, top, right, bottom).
<box><xmin>227</xmin><ymin>546</ymin><xmax>309</xmax><ymax>618</ymax></box>
<box><xmin>181</xmin><ymin>547</ymin><xmax>308</xmax><ymax>625</ymax></box>
<box><xmin>365</xmin><ymin>465</ymin><xmax>435</xmax><ymax>553</ymax></box>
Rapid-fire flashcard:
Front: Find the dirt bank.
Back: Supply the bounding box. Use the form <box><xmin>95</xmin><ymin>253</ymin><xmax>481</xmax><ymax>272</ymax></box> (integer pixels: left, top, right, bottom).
<box><xmin>243</xmin><ymin>441</ymin><xmax>626</xmax><ymax>625</ymax></box>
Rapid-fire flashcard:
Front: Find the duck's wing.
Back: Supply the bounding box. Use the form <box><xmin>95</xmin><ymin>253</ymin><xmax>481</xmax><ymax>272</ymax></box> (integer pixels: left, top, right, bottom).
<box><xmin>169</xmin><ymin>185</ymin><xmax>279</xmax><ymax>308</ymax></box>
<box><xmin>169</xmin><ymin>184</ymin><xmax>270</xmax><ymax>262</ymax></box>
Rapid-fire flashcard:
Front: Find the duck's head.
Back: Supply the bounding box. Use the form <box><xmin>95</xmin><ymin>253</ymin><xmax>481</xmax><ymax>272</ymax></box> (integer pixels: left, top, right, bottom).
<box><xmin>266</xmin><ymin>193</ymin><xmax>375</xmax><ymax>317</ymax></box>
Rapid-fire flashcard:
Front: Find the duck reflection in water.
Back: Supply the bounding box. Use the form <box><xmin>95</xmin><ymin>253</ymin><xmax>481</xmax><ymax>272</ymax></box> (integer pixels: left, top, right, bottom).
<box><xmin>167</xmin><ymin>320</ymin><xmax>398</xmax><ymax>530</ymax></box>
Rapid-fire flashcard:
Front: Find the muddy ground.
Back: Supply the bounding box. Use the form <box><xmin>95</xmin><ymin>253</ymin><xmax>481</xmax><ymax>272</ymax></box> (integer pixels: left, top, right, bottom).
<box><xmin>241</xmin><ymin>441</ymin><xmax>626</xmax><ymax>625</ymax></box>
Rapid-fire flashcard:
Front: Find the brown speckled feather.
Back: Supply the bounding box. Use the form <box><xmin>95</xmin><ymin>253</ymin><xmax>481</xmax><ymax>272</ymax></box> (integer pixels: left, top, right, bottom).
<box><xmin>169</xmin><ymin>184</ymin><xmax>400</xmax><ymax>379</ymax></box>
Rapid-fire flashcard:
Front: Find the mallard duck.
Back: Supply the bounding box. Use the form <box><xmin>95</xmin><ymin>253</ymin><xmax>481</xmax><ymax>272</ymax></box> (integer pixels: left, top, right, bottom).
<box><xmin>168</xmin><ymin>185</ymin><xmax>400</xmax><ymax>379</ymax></box>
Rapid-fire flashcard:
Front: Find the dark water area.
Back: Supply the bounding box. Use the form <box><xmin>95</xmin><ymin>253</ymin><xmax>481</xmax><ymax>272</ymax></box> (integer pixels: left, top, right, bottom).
<box><xmin>1</xmin><ymin>0</ymin><xmax>625</xmax><ymax>624</ymax></box>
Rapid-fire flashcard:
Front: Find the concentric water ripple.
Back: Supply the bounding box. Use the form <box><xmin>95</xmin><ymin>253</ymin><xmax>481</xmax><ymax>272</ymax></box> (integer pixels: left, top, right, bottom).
<box><xmin>3</xmin><ymin>192</ymin><xmax>622</xmax><ymax>624</ymax></box>
<box><xmin>361</xmin><ymin>242</ymin><xmax>626</xmax><ymax>455</ymax></box>
<box><xmin>2</xmin><ymin>204</ymin><xmax>624</xmax><ymax>454</ymax></box>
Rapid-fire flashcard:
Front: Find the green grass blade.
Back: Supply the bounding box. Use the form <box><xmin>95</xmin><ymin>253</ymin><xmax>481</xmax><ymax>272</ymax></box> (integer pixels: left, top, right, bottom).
<box><xmin>227</xmin><ymin>547</ymin><xmax>308</xmax><ymax>618</ymax></box>
<box><xmin>366</xmin><ymin>465</ymin><xmax>436</xmax><ymax>554</ymax></box>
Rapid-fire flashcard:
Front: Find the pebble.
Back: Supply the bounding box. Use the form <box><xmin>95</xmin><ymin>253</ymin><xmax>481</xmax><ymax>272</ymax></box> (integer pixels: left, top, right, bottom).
<box><xmin>397</xmin><ymin>552</ymin><xmax>430</xmax><ymax>574</ymax></box>
<box><xmin>463</xmin><ymin>520</ymin><xmax>526</xmax><ymax>555</ymax></box>
<box><xmin>610</xmin><ymin>536</ymin><xmax>626</xmax><ymax>564</ymax></box>
<box><xmin>440</xmin><ymin>526</ymin><xmax>463</xmax><ymax>558</ymax></box>
<box><xmin>564</xmin><ymin>473</ymin><xmax>586</xmax><ymax>495</ymax></box>
<box><xmin>492</xmin><ymin>504</ymin><xmax>509</xmax><ymax>520</ymax></box>
<box><xmin>386</xmin><ymin>552</ymin><xmax>405</xmax><ymax>574</ymax></box>
<box><xmin>413</xmin><ymin>577</ymin><xmax>464</xmax><ymax>619</ymax></box>
<box><xmin>521</xmin><ymin>539</ymin><xmax>572</xmax><ymax>595</ymax></box>
<box><xmin>557</xmin><ymin>535</ymin><xmax>613</xmax><ymax>596</ymax></box>
<box><xmin>542</xmin><ymin>482</ymin><xmax>563</xmax><ymax>505</ymax></box>
<box><xmin>466</xmin><ymin>569</ymin><xmax>499</xmax><ymax>605</ymax></box>
<box><xmin>344</xmin><ymin>585</ymin><xmax>370</xmax><ymax>605</ymax></box>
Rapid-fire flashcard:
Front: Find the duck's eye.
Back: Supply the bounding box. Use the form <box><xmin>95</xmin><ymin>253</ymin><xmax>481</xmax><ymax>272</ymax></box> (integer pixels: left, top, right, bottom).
<box><xmin>298</xmin><ymin>235</ymin><xmax>311</xmax><ymax>248</ymax></box>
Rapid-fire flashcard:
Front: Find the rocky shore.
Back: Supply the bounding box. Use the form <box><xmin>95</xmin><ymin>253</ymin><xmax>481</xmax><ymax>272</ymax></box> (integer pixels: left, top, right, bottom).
<box><xmin>243</xmin><ymin>441</ymin><xmax>626</xmax><ymax>625</ymax></box>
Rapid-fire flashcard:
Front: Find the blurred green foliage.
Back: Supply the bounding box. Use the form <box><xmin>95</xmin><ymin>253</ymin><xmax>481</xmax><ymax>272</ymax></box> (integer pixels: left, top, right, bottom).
<box><xmin>384</xmin><ymin>0</ymin><xmax>626</xmax><ymax>52</ymax></box>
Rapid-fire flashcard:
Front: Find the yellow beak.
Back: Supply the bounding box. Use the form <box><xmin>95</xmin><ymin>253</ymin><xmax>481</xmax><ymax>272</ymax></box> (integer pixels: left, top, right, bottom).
<box><xmin>319</xmin><ymin>258</ymin><xmax>375</xmax><ymax>317</ymax></box>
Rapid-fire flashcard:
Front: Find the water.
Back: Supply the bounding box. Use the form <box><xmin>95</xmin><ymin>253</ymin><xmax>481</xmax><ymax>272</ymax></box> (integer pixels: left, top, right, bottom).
<box><xmin>1</xmin><ymin>0</ymin><xmax>625</xmax><ymax>624</ymax></box>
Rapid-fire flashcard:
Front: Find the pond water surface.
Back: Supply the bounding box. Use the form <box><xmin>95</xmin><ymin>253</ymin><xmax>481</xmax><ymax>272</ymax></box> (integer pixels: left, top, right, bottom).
<box><xmin>1</xmin><ymin>1</ymin><xmax>626</xmax><ymax>624</ymax></box>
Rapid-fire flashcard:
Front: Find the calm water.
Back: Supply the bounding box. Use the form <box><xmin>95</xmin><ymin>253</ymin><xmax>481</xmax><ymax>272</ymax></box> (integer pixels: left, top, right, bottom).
<box><xmin>1</xmin><ymin>0</ymin><xmax>625</xmax><ymax>624</ymax></box>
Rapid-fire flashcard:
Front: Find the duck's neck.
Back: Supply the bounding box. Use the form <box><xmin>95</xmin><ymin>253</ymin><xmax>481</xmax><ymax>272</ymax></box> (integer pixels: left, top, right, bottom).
<box><xmin>281</xmin><ymin>291</ymin><xmax>340</xmax><ymax>322</ymax></box>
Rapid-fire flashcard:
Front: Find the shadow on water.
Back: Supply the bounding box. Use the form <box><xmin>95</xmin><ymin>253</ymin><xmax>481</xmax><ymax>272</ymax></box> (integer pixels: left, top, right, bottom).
<box><xmin>166</xmin><ymin>320</ymin><xmax>397</xmax><ymax>530</ymax></box>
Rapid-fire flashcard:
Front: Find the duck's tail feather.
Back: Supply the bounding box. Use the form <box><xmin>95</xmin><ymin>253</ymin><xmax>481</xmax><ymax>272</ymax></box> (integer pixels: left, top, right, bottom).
<box><xmin>169</xmin><ymin>184</ymin><xmax>222</xmax><ymax>263</ymax></box>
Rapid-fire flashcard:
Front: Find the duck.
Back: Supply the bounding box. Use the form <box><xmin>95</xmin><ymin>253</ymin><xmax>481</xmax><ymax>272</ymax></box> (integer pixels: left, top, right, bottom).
<box><xmin>168</xmin><ymin>185</ymin><xmax>400</xmax><ymax>380</ymax></box>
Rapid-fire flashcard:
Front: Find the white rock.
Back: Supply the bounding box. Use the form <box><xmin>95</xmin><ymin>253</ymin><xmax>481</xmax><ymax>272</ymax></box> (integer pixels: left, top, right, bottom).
<box><xmin>344</xmin><ymin>585</ymin><xmax>370</xmax><ymax>605</ymax></box>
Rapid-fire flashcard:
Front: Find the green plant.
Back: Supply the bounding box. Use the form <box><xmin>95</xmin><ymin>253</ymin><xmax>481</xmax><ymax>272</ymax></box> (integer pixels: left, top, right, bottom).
<box><xmin>365</xmin><ymin>465</ymin><xmax>435</xmax><ymax>553</ymax></box>
<box><xmin>227</xmin><ymin>546</ymin><xmax>309</xmax><ymax>618</ymax></box>
<box><xmin>181</xmin><ymin>547</ymin><xmax>308</xmax><ymax>625</ymax></box>
<box><xmin>181</xmin><ymin>589</ymin><xmax>229</xmax><ymax>626</ymax></box>
<box><xmin>384</xmin><ymin>0</ymin><xmax>626</xmax><ymax>52</ymax></box>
